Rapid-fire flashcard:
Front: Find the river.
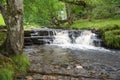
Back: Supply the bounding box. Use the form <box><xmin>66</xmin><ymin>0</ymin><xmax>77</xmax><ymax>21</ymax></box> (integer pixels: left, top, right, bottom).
<box><xmin>24</xmin><ymin>29</ymin><xmax>120</xmax><ymax>80</ymax></box>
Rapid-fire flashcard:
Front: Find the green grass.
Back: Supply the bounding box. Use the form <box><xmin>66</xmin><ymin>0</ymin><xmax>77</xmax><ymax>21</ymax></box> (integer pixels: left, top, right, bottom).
<box><xmin>0</xmin><ymin>14</ymin><xmax>5</xmax><ymax>26</ymax></box>
<box><xmin>0</xmin><ymin>53</ymin><xmax>30</xmax><ymax>80</ymax></box>
<box><xmin>70</xmin><ymin>19</ymin><xmax>120</xmax><ymax>29</ymax></box>
<box><xmin>11</xmin><ymin>54</ymin><xmax>30</xmax><ymax>72</ymax></box>
<box><xmin>0</xmin><ymin>68</ymin><xmax>14</xmax><ymax>80</ymax></box>
<box><xmin>69</xmin><ymin>19</ymin><xmax>120</xmax><ymax>49</ymax></box>
<box><xmin>103</xmin><ymin>30</ymin><xmax>120</xmax><ymax>48</ymax></box>
<box><xmin>0</xmin><ymin>55</ymin><xmax>14</xmax><ymax>80</ymax></box>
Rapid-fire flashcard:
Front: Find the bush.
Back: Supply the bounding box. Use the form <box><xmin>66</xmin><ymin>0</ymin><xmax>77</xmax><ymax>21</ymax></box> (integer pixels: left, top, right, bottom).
<box><xmin>11</xmin><ymin>54</ymin><xmax>30</xmax><ymax>72</ymax></box>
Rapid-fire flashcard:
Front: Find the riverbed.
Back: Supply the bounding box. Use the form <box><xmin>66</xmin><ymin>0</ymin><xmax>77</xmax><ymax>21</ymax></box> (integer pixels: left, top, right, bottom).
<box><xmin>23</xmin><ymin>45</ymin><xmax>120</xmax><ymax>80</ymax></box>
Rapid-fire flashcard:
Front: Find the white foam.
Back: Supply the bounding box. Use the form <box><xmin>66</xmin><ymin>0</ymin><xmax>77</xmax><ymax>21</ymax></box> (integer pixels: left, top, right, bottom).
<box><xmin>50</xmin><ymin>44</ymin><xmax>110</xmax><ymax>52</ymax></box>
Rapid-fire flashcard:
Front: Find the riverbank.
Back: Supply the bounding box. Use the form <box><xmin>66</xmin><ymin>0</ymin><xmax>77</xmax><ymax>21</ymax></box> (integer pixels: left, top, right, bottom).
<box><xmin>69</xmin><ymin>19</ymin><xmax>120</xmax><ymax>29</ymax></box>
<box><xmin>63</xmin><ymin>19</ymin><xmax>120</xmax><ymax>49</ymax></box>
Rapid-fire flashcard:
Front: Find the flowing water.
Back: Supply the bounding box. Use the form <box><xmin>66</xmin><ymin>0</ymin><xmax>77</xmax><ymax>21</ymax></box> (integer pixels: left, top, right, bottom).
<box><xmin>24</xmin><ymin>28</ymin><xmax>120</xmax><ymax>80</ymax></box>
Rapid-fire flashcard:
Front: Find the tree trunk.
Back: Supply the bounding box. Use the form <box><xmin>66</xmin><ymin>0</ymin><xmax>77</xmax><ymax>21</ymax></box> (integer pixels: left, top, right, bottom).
<box><xmin>3</xmin><ymin>0</ymin><xmax>24</xmax><ymax>55</ymax></box>
<box><xmin>65</xmin><ymin>3</ymin><xmax>73</xmax><ymax>24</ymax></box>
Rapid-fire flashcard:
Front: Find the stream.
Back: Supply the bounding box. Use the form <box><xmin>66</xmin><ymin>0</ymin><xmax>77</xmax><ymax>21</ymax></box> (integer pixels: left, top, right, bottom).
<box><xmin>23</xmin><ymin>29</ymin><xmax>120</xmax><ymax>80</ymax></box>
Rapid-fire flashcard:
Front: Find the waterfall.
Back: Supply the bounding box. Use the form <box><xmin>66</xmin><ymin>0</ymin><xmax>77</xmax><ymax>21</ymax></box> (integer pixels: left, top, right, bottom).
<box><xmin>25</xmin><ymin>28</ymin><xmax>103</xmax><ymax>50</ymax></box>
<box><xmin>53</xmin><ymin>31</ymin><xmax>71</xmax><ymax>44</ymax></box>
<box><xmin>52</xmin><ymin>30</ymin><xmax>101</xmax><ymax>47</ymax></box>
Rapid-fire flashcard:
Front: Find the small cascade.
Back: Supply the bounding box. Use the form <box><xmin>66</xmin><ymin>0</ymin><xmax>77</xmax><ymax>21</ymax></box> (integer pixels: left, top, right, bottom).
<box><xmin>75</xmin><ymin>31</ymin><xmax>95</xmax><ymax>46</ymax></box>
<box><xmin>53</xmin><ymin>31</ymin><xmax>71</xmax><ymax>44</ymax></box>
<box><xmin>25</xmin><ymin>28</ymin><xmax>103</xmax><ymax>49</ymax></box>
<box><xmin>52</xmin><ymin>30</ymin><xmax>102</xmax><ymax>47</ymax></box>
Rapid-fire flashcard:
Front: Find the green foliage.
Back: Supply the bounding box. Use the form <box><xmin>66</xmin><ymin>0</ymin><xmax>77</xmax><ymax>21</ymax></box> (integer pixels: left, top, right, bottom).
<box><xmin>0</xmin><ymin>55</ymin><xmax>14</xmax><ymax>80</ymax></box>
<box><xmin>11</xmin><ymin>54</ymin><xmax>30</xmax><ymax>72</ymax></box>
<box><xmin>100</xmin><ymin>25</ymin><xmax>120</xmax><ymax>33</ymax></box>
<box><xmin>0</xmin><ymin>14</ymin><xmax>5</xmax><ymax>26</ymax></box>
<box><xmin>70</xmin><ymin>19</ymin><xmax>120</xmax><ymax>29</ymax></box>
<box><xmin>91</xmin><ymin>0</ymin><xmax>120</xmax><ymax>19</ymax></box>
<box><xmin>0</xmin><ymin>68</ymin><xmax>14</xmax><ymax>80</ymax></box>
<box><xmin>99</xmin><ymin>25</ymin><xmax>120</xmax><ymax>49</ymax></box>
<box><xmin>104</xmin><ymin>30</ymin><xmax>120</xmax><ymax>48</ymax></box>
<box><xmin>0</xmin><ymin>53</ymin><xmax>30</xmax><ymax>80</ymax></box>
<box><xmin>24</xmin><ymin>0</ymin><xmax>64</xmax><ymax>26</ymax></box>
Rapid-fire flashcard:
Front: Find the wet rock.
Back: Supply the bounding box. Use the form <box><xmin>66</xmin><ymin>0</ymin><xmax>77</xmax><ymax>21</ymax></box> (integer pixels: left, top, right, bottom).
<box><xmin>32</xmin><ymin>74</ymin><xmax>43</xmax><ymax>80</ymax></box>
<box><xmin>75</xmin><ymin>65</ymin><xmax>83</xmax><ymax>69</ymax></box>
<box><xmin>26</xmin><ymin>76</ymin><xmax>33</xmax><ymax>80</ymax></box>
<box><xmin>67</xmin><ymin>66</ymin><xmax>71</xmax><ymax>70</ymax></box>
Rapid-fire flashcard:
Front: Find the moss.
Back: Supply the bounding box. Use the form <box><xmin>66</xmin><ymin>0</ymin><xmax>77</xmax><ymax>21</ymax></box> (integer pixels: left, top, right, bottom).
<box><xmin>0</xmin><ymin>14</ymin><xmax>5</xmax><ymax>26</ymax></box>
<box><xmin>11</xmin><ymin>54</ymin><xmax>30</xmax><ymax>72</ymax></box>
<box><xmin>100</xmin><ymin>25</ymin><xmax>120</xmax><ymax>34</ymax></box>
<box><xmin>104</xmin><ymin>30</ymin><xmax>120</xmax><ymax>48</ymax></box>
<box><xmin>102</xmin><ymin>26</ymin><xmax>120</xmax><ymax>49</ymax></box>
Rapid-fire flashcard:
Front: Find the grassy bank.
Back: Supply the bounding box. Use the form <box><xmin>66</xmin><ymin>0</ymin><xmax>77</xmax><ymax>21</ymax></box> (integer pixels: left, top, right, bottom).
<box><xmin>100</xmin><ymin>25</ymin><xmax>120</xmax><ymax>49</ymax></box>
<box><xmin>69</xmin><ymin>19</ymin><xmax>120</xmax><ymax>49</ymax></box>
<box><xmin>0</xmin><ymin>54</ymin><xmax>30</xmax><ymax>80</ymax></box>
<box><xmin>70</xmin><ymin>19</ymin><xmax>120</xmax><ymax>29</ymax></box>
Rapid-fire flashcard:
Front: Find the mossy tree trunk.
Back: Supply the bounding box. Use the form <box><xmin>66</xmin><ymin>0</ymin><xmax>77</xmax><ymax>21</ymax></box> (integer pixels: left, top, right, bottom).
<box><xmin>0</xmin><ymin>0</ymin><xmax>23</xmax><ymax>55</ymax></box>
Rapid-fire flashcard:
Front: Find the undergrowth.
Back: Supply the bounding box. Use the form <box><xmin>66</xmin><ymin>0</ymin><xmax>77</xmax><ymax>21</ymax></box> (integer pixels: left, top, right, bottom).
<box><xmin>100</xmin><ymin>25</ymin><xmax>120</xmax><ymax>49</ymax></box>
<box><xmin>11</xmin><ymin>54</ymin><xmax>30</xmax><ymax>72</ymax></box>
<box><xmin>0</xmin><ymin>53</ymin><xmax>30</xmax><ymax>80</ymax></box>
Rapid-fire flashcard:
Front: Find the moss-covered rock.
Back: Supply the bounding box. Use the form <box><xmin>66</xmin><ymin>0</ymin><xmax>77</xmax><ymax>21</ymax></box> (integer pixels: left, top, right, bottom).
<box><xmin>104</xmin><ymin>30</ymin><xmax>120</xmax><ymax>48</ymax></box>
<box><xmin>100</xmin><ymin>25</ymin><xmax>120</xmax><ymax>49</ymax></box>
<box><xmin>100</xmin><ymin>25</ymin><xmax>120</xmax><ymax>34</ymax></box>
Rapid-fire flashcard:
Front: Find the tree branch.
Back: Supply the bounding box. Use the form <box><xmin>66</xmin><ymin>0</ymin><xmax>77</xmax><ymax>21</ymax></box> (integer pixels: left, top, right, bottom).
<box><xmin>59</xmin><ymin>0</ymin><xmax>87</xmax><ymax>7</ymax></box>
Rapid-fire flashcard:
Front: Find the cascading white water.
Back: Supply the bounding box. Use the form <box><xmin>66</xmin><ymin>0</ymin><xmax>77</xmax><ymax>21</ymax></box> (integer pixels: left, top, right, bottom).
<box><xmin>53</xmin><ymin>30</ymin><xmax>97</xmax><ymax>46</ymax></box>
<box><xmin>75</xmin><ymin>30</ymin><xmax>98</xmax><ymax>46</ymax></box>
<box><xmin>52</xmin><ymin>30</ymin><xmax>104</xmax><ymax>50</ymax></box>
<box><xmin>53</xmin><ymin>31</ymin><xmax>71</xmax><ymax>44</ymax></box>
<box><xmin>29</xmin><ymin>28</ymin><xmax>108</xmax><ymax>50</ymax></box>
